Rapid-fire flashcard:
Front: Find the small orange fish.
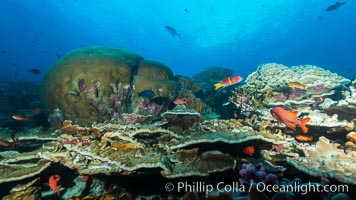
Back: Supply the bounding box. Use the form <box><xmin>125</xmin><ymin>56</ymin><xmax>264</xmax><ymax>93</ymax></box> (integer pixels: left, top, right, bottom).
<box><xmin>270</xmin><ymin>107</ymin><xmax>311</xmax><ymax>133</ymax></box>
<box><xmin>295</xmin><ymin>135</ymin><xmax>313</xmax><ymax>142</ymax></box>
<box><xmin>0</xmin><ymin>139</ymin><xmax>21</xmax><ymax>148</ymax></box>
<box><xmin>173</xmin><ymin>98</ymin><xmax>188</xmax><ymax>105</ymax></box>
<box><xmin>288</xmin><ymin>82</ymin><xmax>307</xmax><ymax>90</ymax></box>
<box><xmin>48</xmin><ymin>174</ymin><xmax>61</xmax><ymax>196</ymax></box>
<box><xmin>243</xmin><ymin>145</ymin><xmax>255</xmax><ymax>156</ymax></box>
<box><xmin>0</xmin><ymin>139</ymin><xmax>12</xmax><ymax>147</ymax></box>
<box><xmin>215</xmin><ymin>76</ymin><xmax>243</xmax><ymax>90</ymax></box>
<box><xmin>12</xmin><ymin>114</ymin><xmax>30</xmax><ymax>121</ymax></box>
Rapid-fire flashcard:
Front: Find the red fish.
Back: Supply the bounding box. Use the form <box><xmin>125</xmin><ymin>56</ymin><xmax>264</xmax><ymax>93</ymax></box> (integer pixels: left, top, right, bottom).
<box><xmin>0</xmin><ymin>139</ymin><xmax>21</xmax><ymax>148</ymax></box>
<box><xmin>48</xmin><ymin>174</ymin><xmax>61</xmax><ymax>196</ymax></box>
<box><xmin>214</xmin><ymin>76</ymin><xmax>243</xmax><ymax>90</ymax></box>
<box><xmin>243</xmin><ymin>145</ymin><xmax>255</xmax><ymax>156</ymax></box>
<box><xmin>0</xmin><ymin>139</ymin><xmax>12</xmax><ymax>147</ymax></box>
<box><xmin>173</xmin><ymin>98</ymin><xmax>188</xmax><ymax>105</ymax></box>
<box><xmin>270</xmin><ymin>107</ymin><xmax>311</xmax><ymax>133</ymax></box>
<box><xmin>295</xmin><ymin>135</ymin><xmax>313</xmax><ymax>142</ymax></box>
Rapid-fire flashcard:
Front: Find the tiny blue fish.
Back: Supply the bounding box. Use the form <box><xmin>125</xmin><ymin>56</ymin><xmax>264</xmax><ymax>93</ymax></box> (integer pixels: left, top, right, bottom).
<box><xmin>138</xmin><ymin>90</ymin><xmax>155</xmax><ymax>99</ymax></box>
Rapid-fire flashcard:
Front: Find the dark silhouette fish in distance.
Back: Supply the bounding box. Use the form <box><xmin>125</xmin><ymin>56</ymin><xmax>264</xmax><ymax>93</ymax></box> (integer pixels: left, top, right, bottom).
<box><xmin>28</xmin><ymin>68</ymin><xmax>41</xmax><ymax>75</ymax></box>
<box><xmin>165</xmin><ymin>26</ymin><xmax>181</xmax><ymax>38</ymax></box>
<box><xmin>325</xmin><ymin>1</ymin><xmax>345</xmax><ymax>11</ymax></box>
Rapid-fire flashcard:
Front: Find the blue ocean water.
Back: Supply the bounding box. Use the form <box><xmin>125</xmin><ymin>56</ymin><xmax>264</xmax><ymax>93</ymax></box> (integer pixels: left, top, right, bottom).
<box><xmin>0</xmin><ymin>0</ymin><xmax>355</xmax><ymax>82</ymax></box>
<box><xmin>1</xmin><ymin>1</ymin><xmax>356</xmax><ymax>199</ymax></box>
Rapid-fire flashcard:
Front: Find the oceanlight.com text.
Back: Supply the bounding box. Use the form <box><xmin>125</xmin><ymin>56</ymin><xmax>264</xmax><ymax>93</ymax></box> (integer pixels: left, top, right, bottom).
<box><xmin>255</xmin><ymin>182</ymin><xmax>349</xmax><ymax>195</ymax></box>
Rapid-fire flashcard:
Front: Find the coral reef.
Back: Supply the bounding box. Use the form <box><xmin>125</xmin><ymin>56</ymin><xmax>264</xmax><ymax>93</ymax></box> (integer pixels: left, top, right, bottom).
<box><xmin>322</xmin><ymin>78</ymin><xmax>356</xmax><ymax>121</ymax></box>
<box><xmin>193</xmin><ymin>66</ymin><xmax>233</xmax><ymax>88</ymax></box>
<box><xmin>176</xmin><ymin>89</ymin><xmax>206</xmax><ymax>113</ymax></box>
<box><xmin>161</xmin><ymin>105</ymin><xmax>202</xmax><ymax>131</ymax></box>
<box><xmin>131</xmin><ymin>60</ymin><xmax>178</xmax><ymax>115</ymax></box>
<box><xmin>242</xmin><ymin>63</ymin><xmax>350</xmax><ymax>108</ymax></box>
<box><xmin>48</xmin><ymin>108</ymin><xmax>64</xmax><ymax>125</ymax></box>
<box><xmin>0</xmin><ymin>156</ymin><xmax>52</xmax><ymax>184</ymax></box>
<box><xmin>287</xmin><ymin>136</ymin><xmax>356</xmax><ymax>184</ymax></box>
<box><xmin>2</xmin><ymin>62</ymin><xmax>356</xmax><ymax>199</ymax></box>
<box><xmin>137</xmin><ymin>60</ymin><xmax>174</xmax><ymax>81</ymax></box>
<box><xmin>229</xmin><ymin>88</ymin><xmax>254</xmax><ymax>116</ymax></box>
<box><xmin>238</xmin><ymin>163</ymin><xmax>278</xmax><ymax>185</ymax></box>
<box><xmin>34</xmin><ymin>118</ymin><xmax>286</xmax><ymax>180</ymax></box>
<box><xmin>132</xmin><ymin>60</ymin><xmax>176</xmax><ymax>99</ymax></box>
<box><xmin>2</xmin><ymin>178</ymin><xmax>41</xmax><ymax>200</ymax></box>
<box><xmin>176</xmin><ymin>75</ymin><xmax>201</xmax><ymax>94</ymax></box>
<box><xmin>42</xmin><ymin>46</ymin><xmax>143</xmax><ymax>125</ymax></box>
<box><xmin>231</xmin><ymin>63</ymin><xmax>355</xmax><ymax>137</ymax></box>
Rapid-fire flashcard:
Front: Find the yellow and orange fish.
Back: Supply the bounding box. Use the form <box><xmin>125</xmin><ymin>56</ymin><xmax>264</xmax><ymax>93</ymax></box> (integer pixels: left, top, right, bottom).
<box><xmin>12</xmin><ymin>114</ymin><xmax>30</xmax><ymax>121</ymax></box>
<box><xmin>288</xmin><ymin>82</ymin><xmax>307</xmax><ymax>90</ymax></box>
<box><xmin>295</xmin><ymin>135</ymin><xmax>313</xmax><ymax>142</ymax></box>
<box><xmin>270</xmin><ymin>107</ymin><xmax>311</xmax><ymax>133</ymax></box>
<box><xmin>243</xmin><ymin>145</ymin><xmax>255</xmax><ymax>156</ymax></box>
<box><xmin>215</xmin><ymin>76</ymin><xmax>243</xmax><ymax>90</ymax></box>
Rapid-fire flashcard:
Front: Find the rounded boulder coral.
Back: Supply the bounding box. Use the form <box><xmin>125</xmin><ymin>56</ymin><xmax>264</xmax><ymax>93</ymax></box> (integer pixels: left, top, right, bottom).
<box><xmin>41</xmin><ymin>46</ymin><xmax>143</xmax><ymax>125</ymax></box>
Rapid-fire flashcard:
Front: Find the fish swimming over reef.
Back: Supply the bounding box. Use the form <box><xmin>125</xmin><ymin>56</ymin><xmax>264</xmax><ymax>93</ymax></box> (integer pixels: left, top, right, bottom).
<box><xmin>48</xmin><ymin>174</ymin><xmax>62</xmax><ymax>196</ymax></box>
<box><xmin>295</xmin><ymin>135</ymin><xmax>313</xmax><ymax>142</ymax></box>
<box><xmin>270</xmin><ymin>107</ymin><xmax>311</xmax><ymax>133</ymax></box>
<box><xmin>138</xmin><ymin>89</ymin><xmax>155</xmax><ymax>99</ymax></box>
<box><xmin>12</xmin><ymin>114</ymin><xmax>30</xmax><ymax>121</ymax></box>
<box><xmin>325</xmin><ymin>1</ymin><xmax>345</xmax><ymax>12</ymax></box>
<box><xmin>165</xmin><ymin>26</ymin><xmax>181</xmax><ymax>38</ymax></box>
<box><xmin>288</xmin><ymin>82</ymin><xmax>306</xmax><ymax>90</ymax></box>
<box><xmin>0</xmin><ymin>139</ymin><xmax>20</xmax><ymax>148</ymax></box>
<box><xmin>173</xmin><ymin>98</ymin><xmax>188</xmax><ymax>105</ymax></box>
<box><xmin>0</xmin><ymin>139</ymin><xmax>11</xmax><ymax>147</ymax></box>
<box><xmin>243</xmin><ymin>145</ymin><xmax>255</xmax><ymax>156</ymax></box>
<box><xmin>28</xmin><ymin>68</ymin><xmax>41</xmax><ymax>75</ymax></box>
<box><xmin>214</xmin><ymin>76</ymin><xmax>243</xmax><ymax>90</ymax></box>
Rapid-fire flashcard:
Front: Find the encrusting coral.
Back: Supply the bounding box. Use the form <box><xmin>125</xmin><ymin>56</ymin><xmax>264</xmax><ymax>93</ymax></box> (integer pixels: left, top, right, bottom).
<box><xmin>0</xmin><ymin>133</ymin><xmax>57</xmax><ymax>185</ymax></box>
<box><xmin>287</xmin><ymin>136</ymin><xmax>356</xmax><ymax>185</ymax></box>
<box><xmin>161</xmin><ymin>105</ymin><xmax>202</xmax><ymax>131</ymax></box>
<box><xmin>242</xmin><ymin>63</ymin><xmax>350</xmax><ymax>108</ymax></box>
<box><xmin>2</xmin><ymin>178</ymin><xmax>41</xmax><ymax>200</ymax></box>
<box><xmin>35</xmin><ymin>118</ymin><xmax>287</xmax><ymax>179</ymax></box>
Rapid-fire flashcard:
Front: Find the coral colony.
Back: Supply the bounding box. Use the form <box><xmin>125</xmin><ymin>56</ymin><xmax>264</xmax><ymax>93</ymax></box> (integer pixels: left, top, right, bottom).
<box><xmin>108</xmin><ymin>82</ymin><xmax>131</xmax><ymax>119</ymax></box>
<box><xmin>0</xmin><ymin>47</ymin><xmax>355</xmax><ymax>199</ymax></box>
<box><xmin>229</xmin><ymin>89</ymin><xmax>253</xmax><ymax>116</ymax></box>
